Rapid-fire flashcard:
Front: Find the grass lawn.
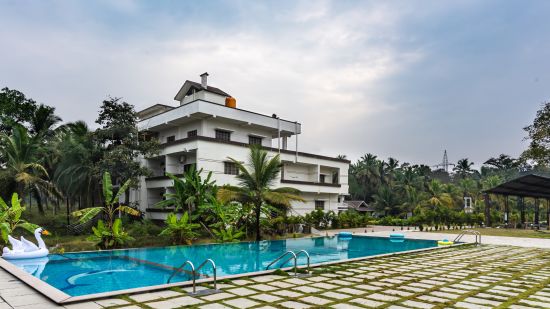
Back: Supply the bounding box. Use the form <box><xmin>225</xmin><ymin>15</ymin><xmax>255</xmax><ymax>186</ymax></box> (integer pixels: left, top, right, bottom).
<box><xmin>432</xmin><ymin>227</ymin><xmax>550</xmax><ymax>239</ymax></box>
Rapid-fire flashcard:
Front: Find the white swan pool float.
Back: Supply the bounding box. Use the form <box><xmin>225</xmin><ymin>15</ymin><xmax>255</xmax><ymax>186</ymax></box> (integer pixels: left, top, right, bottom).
<box><xmin>2</xmin><ymin>228</ymin><xmax>50</xmax><ymax>260</ymax></box>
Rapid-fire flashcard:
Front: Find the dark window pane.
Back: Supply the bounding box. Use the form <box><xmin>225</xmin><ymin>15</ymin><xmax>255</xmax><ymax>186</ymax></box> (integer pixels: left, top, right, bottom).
<box><xmin>187</xmin><ymin>130</ymin><xmax>197</xmax><ymax>138</ymax></box>
<box><xmin>315</xmin><ymin>200</ymin><xmax>325</xmax><ymax>210</ymax></box>
<box><xmin>249</xmin><ymin>136</ymin><xmax>262</xmax><ymax>145</ymax></box>
<box><xmin>215</xmin><ymin>129</ymin><xmax>231</xmax><ymax>141</ymax></box>
<box><xmin>319</xmin><ymin>174</ymin><xmax>326</xmax><ymax>183</ymax></box>
<box><xmin>166</xmin><ymin>135</ymin><xmax>176</xmax><ymax>142</ymax></box>
<box><xmin>224</xmin><ymin>162</ymin><xmax>239</xmax><ymax>175</ymax></box>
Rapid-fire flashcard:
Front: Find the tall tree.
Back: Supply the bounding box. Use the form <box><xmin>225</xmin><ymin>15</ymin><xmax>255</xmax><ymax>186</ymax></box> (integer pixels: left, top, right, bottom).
<box><xmin>94</xmin><ymin>97</ymin><xmax>159</xmax><ymax>202</ymax></box>
<box><xmin>523</xmin><ymin>102</ymin><xmax>550</xmax><ymax>166</ymax></box>
<box><xmin>0</xmin><ymin>88</ymin><xmax>38</xmax><ymax>135</ymax></box>
<box><xmin>54</xmin><ymin>121</ymin><xmax>100</xmax><ymax>208</ymax></box>
<box><xmin>453</xmin><ymin>158</ymin><xmax>475</xmax><ymax>179</ymax></box>
<box><xmin>217</xmin><ymin>146</ymin><xmax>304</xmax><ymax>241</ymax></box>
<box><xmin>0</xmin><ymin>125</ymin><xmax>56</xmax><ymax>213</ymax></box>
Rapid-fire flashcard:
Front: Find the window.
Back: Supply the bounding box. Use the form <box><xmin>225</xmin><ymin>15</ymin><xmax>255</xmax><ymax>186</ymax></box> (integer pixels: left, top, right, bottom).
<box><xmin>166</xmin><ymin>135</ymin><xmax>176</xmax><ymax>143</ymax></box>
<box><xmin>319</xmin><ymin>174</ymin><xmax>326</xmax><ymax>183</ymax></box>
<box><xmin>224</xmin><ymin>162</ymin><xmax>239</xmax><ymax>175</ymax></box>
<box><xmin>187</xmin><ymin>130</ymin><xmax>197</xmax><ymax>138</ymax></box>
<box><xmin>249</xmin><ymin>135</ymin><xmax>262</xmax><ymax>145</ymax></box>
<box><xmin>215</xmin><ymin>129</ymin><xmax>231</xmax><ymax>141</ymax></box>
<box><xmin>315</xmin><ymin>200</ymin><xmax>325</xmax><ymax>211</ymax></box>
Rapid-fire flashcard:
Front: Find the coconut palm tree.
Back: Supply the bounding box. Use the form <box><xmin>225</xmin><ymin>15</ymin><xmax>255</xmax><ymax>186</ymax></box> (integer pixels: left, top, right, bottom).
<box><xmin>217</xmin><ymin>146</ymin><xmax>304</xmax><ymax>241</ymax></box>
<box><xmin>54</xmin><ymin>121</ymin><xmax>99</xmax><ymax>209</ymax></box>
<box><xmin>453</xmin><ymin>158</ymin><xmax>475</xmax><ymax>179</ymax></box>
<box><xmin>372</xmin><ymin>185</ymin><xmax>400</xmax><ymax>216</ymax></box>
<box><xmin>0</xmin><ymin>125</ymin><xmax>58</xmax><ymax>213</ymax></box>
<box><xmin>351</xmin><ymin>154</ymin><xmax>381</xmax><ymax>201</ymax></box>
<box><xmin>424</xmin><ymin>179</ymin><xmax>453</xmax><ymax>209</ymax></box>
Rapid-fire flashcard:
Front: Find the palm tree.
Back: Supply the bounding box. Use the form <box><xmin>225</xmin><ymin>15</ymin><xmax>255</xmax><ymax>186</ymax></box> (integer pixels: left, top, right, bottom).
<box><xmin>372</xmin><ymin>185</ymin><xmax>400</xmax><ymax>216</ymax></box>
<box><xmin>29</xmin><ymin>104</ymin><xmax>62</xmax><ymax>138</ymax></box>
<box><xmin>424</xmin><ymin>179</ymin><xmax>453</xmax><ymax>209</ymax></box>
<box><xmin>453</xmin><ymin>158</ymin><xmax>474</xmax><ymax>179</ymax></box>
<box><xmin>351</xmin><ymin>153</ymin><xmax>381</xmax><ymax>201</ymax></box>
<box><xmin>217</xmin><ymin>146</ymin><xmax>304</xmax><ymax>241</ymax></box>
<box><xmin>401</xmin><ymin>187</ymin><xmax>424</xmax><ymax>217</ymax></box>
<box><xmin>0</xmin><ymin>125</ymin><xmax>57</xmax><ymax>213</ymax></box>
<box><xmin>54</xmin><ymin>121</ymin><xmax>99</xmax><ymax>208</ymax></box>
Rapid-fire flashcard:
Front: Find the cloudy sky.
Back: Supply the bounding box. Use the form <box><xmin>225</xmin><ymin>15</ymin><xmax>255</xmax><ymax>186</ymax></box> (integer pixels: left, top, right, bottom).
<box><xmin>1</xmin><ymin>0</ymin><xmax>549</xmax><ymax>167</ymax></box>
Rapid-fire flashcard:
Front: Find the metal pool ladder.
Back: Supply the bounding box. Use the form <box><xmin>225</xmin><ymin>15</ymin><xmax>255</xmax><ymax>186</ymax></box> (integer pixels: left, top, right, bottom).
<box><xmin>266</xmin><ymin>250</ymin><xmax>310</xmax><ymax>277</ymax></box>
<box><xmin>167</xmin><ymin>259</ymin><xmax>219</xmax><ymax>296</ymax></box>
<box><xmin>453</xmin><ymin>230</ymin><xmax>481</xmax><ymax>245</ymax></box>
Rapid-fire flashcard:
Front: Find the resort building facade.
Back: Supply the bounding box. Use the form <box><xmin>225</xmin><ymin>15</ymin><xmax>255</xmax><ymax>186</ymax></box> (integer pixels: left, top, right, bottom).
<box><xmin>131</xmin><ymin>73</ymin><xmax>350</xmax><ymax>219</ymax></box>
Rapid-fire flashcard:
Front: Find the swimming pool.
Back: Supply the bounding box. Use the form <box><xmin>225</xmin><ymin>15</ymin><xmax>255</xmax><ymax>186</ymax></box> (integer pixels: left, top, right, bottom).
<box><xmin>1</xmin><ymin>235</ymin><xmax>438</xmax><ymax>302</ymax></box>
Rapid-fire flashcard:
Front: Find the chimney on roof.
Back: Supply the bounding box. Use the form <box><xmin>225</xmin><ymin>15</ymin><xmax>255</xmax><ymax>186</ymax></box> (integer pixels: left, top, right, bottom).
<box><xmin>200</xmin><ymin>72</ymin><xmax>209</xmax><ymax>89</ymax></box>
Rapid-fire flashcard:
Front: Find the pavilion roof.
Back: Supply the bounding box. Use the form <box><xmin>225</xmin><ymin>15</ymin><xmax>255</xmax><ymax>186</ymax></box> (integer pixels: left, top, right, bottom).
<box><xmin>484</xmin><ymin>174</ymin><xmax>550</xmax><ymax>199</ymax></box>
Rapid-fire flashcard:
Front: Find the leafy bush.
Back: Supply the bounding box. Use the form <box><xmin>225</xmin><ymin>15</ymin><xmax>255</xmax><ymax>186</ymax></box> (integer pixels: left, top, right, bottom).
<box><xmin>212</xmin><ymin>226</ymin><xmax>244</xmax><ymax>243</ymax></box>
<box><xmin>0</xmin><ymin>193</ymin><xmax>39</xmax><ymax>244</ymax></box>
<box><xmin>88</xmin><ymin>218</ymin><xmax>133</xmax><ymax>249</ymax></box>
<box><xmin>159</xmin><ymin>212</ymin><xmax>200</xmax><ymax>245</ymax></box>
<box><xmin>127</xmin><ymin>219</ymin><xmax>163</xmax><ymax>237</ymax></box>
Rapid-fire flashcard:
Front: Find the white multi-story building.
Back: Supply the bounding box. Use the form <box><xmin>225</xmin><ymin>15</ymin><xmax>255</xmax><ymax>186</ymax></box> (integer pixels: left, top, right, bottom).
<box><xmin>131</xmin><ymin>73</ymin><xmax>350</xmax><ymax>219</ymax></box>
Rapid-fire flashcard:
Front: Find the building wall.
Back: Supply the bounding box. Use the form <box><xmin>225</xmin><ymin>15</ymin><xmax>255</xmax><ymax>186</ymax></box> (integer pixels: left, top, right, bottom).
<box><xmin>132</xmin><ymin>138</ymin><xmax>349</xmax><ymax>216</ymax></box>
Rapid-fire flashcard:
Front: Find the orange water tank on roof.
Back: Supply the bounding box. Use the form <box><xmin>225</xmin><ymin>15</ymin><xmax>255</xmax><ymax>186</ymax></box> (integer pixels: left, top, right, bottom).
<box><xmin>225</xmin><ymin>97</ymin><xmax>236</xmax><ymax>108</ymax></box>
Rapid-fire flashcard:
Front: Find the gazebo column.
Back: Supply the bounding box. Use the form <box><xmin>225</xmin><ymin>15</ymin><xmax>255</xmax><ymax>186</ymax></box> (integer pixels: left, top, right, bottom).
<box><xmin>534</xmin><ymin>198</ymin><xmax>540</xmax><ymax>229</ymax></box>
<box><xmin>504</xmin><ymin>196</ymin><xmax>509</xmax><ymax>227</ymax></box>
<box><xmin>519</xmin><ymin>197</ymin><xmax>525</xmax><ymax>229</ymax></box>
<box><xmin>484</xmin><ymin>193</ymin><xmax>491</xmax><ymax>227</ymax></box>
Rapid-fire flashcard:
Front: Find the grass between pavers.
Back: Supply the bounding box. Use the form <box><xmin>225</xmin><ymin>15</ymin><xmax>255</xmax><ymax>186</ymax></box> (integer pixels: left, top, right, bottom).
<box><xmin>97</xmin><ymin>244</ymin><xmax>550</xmax><ymax>309</ymax></box>
<box><xmin>432</xmin><ymin>227</ymin><xmax>550</xmax><ymax>239</ymax></box>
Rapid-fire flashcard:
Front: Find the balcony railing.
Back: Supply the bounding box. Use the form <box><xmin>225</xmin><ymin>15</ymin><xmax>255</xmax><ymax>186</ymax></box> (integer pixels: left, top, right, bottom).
<box><xmin>280</xmin><ymin>178</ymin><xmax>341</xmax><ymax>187</ymax></box>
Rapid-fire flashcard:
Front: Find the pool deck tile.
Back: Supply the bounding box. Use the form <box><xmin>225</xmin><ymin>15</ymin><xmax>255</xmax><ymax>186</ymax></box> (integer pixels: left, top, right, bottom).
<box><xmin>225</xmin><ymin>287</ymin><xmax>257</xmax><ymax>296</ymax></box>
<box><xmin>279</xmin><ymin>300</ymin><xmax>311</xmax><ymax>308</ymax></box>
<box><xmin>299</xmin><ymin>295</ymin><xmax>332</xmax><ymax>306</ymax></box>
<box><xmin>93</xmin><ymin>298</ymin><xmax>130</xmax><ymax>307</ymax></box>
<box><xmin>223</xmin><ymin>297</ymin><xmax>260</xmax><ymax>309</ymax></box>
<box><xmin>249</xmin><ymin>293</ymin><xmax>283</xmax><ymax>302</ymax></box>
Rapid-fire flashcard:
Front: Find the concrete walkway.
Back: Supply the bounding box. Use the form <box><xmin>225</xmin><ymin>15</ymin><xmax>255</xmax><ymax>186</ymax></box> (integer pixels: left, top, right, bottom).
<box><xmin>323</xmin><ymin>227</ymin><xmax>550</xmax><ymax>249</ymax></box>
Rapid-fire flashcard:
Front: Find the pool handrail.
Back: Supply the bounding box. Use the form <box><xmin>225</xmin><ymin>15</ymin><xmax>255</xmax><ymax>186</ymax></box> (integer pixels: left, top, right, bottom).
<box><xmin>266</xmin><ymin>250</ymin><xmax>297</xmax><ymax>275</ymax></box>
<box><xmin>195</xmin><ymin>259</ymin><xmax>217</xmax><ymax>290</ymax></box>
<box><xmin>167</xmin><ymin>260</ymin><xmax>195</xmax><ymax>292</ymax></box>
<box><xmin>453</xmin><ymin>230</ymin><xmax>481</xmax><ymax>245</ymax></box>
<box><xmin>296</xmin><ymin>250</ymin><xmax>310</xmax><ymax>273</ymax></box>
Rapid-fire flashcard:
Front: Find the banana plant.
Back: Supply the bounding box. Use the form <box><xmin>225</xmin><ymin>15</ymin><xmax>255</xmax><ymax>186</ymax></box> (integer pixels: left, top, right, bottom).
<box><xmin>72</xmin><ymin>171</ymin><xmax>140</xmax><ymax>229</ymax></box>
<box><xmin>156</xmin><ymin>167</ymin><xmax>216</xmax><ymax>217</ymax></box>
<box><xmin>88</xmin><ymin>218</ymin><xmax>134</xmax><ymax>249</ymax></box>
<box><xmin>0</xmin><ymin>193</ymin><xmax>39</xmax><ymax>244</ymax></box>
<box><xmin>159</xmin><ymin>212</ymin><xmax>200</xmax><ymax>245</ymax></box>
<box><xmin>212</xmin><ymin>226</ymin><xmax>244</xmax><ymax>243</ymax></box>
<box><xmin>72</xmin><ymin>172</ymin><xmax>139</xmax><ymax>249</ymax></box>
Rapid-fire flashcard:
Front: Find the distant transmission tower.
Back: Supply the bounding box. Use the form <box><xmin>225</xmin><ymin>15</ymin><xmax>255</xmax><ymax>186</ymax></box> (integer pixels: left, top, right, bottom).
<box><xmin>433</xmin><ymin>150</ymin><xmax>455</xmax><ymax>172</ymax></box>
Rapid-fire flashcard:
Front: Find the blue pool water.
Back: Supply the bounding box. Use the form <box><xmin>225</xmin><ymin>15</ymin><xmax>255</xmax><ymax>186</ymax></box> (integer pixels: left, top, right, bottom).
<box><xmin>7</xmin><ymin>236</ymin><xmax>437</xmax><ymax>297</ymax></box>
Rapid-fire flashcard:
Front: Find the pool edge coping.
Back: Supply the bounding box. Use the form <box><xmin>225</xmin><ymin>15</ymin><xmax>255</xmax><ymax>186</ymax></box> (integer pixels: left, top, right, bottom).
<box><xmin>0</xmin><ymin>257</ymin><xmax>72</xmax><ymax>303</ymax></box>
<box><xmin>0</xmin><ymin>237</ymin><xmax>470</xmax><ymax>304</ymax></box>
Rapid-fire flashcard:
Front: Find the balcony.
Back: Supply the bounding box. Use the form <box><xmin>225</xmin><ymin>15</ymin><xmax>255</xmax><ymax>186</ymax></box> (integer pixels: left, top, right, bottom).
<box><xmin>280</xmin><ymin>178</ymin><xmax>341</xmax><ymax>187</ymax></box>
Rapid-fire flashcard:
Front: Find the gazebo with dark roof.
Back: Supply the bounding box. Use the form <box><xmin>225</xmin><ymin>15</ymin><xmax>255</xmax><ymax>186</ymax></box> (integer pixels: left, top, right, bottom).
<box><xmin>483</xmin><ymin>174</ymin><xmax>550</xmax><ymax>230</ymax></box>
